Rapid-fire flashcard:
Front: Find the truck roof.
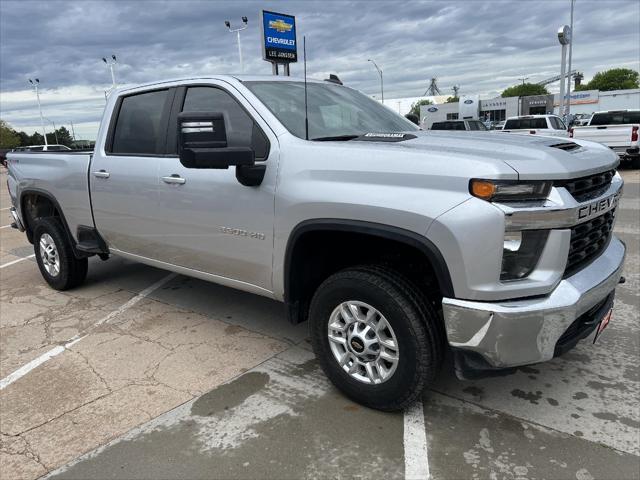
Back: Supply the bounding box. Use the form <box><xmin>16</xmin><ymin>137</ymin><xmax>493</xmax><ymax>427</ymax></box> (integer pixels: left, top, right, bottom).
<box><xmin>115</xmin><ymin>75</ymin><xmax>328</xmax><ymax>94</ymax></box>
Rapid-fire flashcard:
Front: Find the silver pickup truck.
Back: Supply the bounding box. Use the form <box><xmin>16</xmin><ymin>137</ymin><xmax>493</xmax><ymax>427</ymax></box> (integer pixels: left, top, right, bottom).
<box><xmin>6</xmin><ymin>75</ymin><xmax>625</xmax><ymax>411</ymax></box>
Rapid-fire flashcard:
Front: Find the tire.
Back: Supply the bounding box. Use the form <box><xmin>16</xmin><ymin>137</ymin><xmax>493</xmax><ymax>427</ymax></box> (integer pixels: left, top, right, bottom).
<box><xmin>309</xmin><ymin>265</ymin><xmax>444</xmax><ymax>411</ymax></box>
<box><xmin>33</xmin><ymin>217</ymin><xmax>88</xmax><ymax>291</ymax></box>
<box><xmin>630</xmin><ymin>156</ymin><xmax>640</xmax><ymax>170</ymax></box>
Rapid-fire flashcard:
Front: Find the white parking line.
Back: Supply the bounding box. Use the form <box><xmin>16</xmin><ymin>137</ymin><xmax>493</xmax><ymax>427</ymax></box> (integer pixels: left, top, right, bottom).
<box><xmin>0</xmin><ymin>273</ymin><xmax>176</xmax><ymax>390</ymax></box>
<box><xmin>0</xmin><ymin>224</ymin><xmax>12</xmax><ymax>229</ymax></box>
<box><xmin>0</xmin><ymin>207</ymin><xmax>10</xmax><ymax>211</ymax></box>
<box><xmin>0</xmin><ymin>254</ymin><xmax>36</xmax><ymax>269</ymax></box>
<box><xmin>404</xmin><ymin>399</ymin><xmax>431</xmax><ymax>480</ymax></box>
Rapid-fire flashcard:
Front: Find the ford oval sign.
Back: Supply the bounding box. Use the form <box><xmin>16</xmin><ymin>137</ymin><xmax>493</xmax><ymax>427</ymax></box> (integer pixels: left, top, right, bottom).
<box><xmin>463</xmin><ymin>99</ymin><xmax>474</xmax><ymax>104</ymax></box>
<box><xmin>427</xmin><ymin>106</ymin><xmax>438</xmax><ymax>112</ymax></box>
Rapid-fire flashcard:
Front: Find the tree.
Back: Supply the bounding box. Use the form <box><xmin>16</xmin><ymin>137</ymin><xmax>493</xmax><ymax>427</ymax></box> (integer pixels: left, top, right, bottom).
<box><xmin>0</xmin><ymin>120</ymin><xmax>21</xmax><ymax>148</ymax></box>
<box><xmin>409</xmin><ymin>99</ymin><xmax>433</xmax><ymax>118</ymax></box>
<box><xmin>575</xmin><ymin>68</ymin><xmax>639</xmax><ymax>92</ymax></box>
<box><xmin>445</xmin><ymin>96</ymin><xmax>459</xmax><ymax>103</ymax></box>
<box><xmin>501</xmin><ymin>83</ymin><xmax>549</xmax><ymax>98</ymax></box>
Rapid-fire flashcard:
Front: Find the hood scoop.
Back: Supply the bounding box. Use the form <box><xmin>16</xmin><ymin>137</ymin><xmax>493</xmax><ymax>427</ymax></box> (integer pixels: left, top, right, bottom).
<box><xmin>549</xmin><ymin>142</ymin><xmax>580</xmax><ymax>151</ymax></box>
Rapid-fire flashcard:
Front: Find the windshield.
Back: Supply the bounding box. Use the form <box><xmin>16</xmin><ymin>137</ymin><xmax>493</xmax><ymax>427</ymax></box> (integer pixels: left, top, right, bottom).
<box><xmin>244</xmin><ymin>81</ymin><xmax>418</xmax><ymax>140</ymax></box>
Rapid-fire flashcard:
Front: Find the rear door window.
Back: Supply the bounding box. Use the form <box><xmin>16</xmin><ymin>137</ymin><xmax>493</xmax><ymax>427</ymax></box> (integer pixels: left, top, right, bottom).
<box><xmin>111</xmin><ymin>89</ymin><xmax>170</xmax><ymax>155</ymax></box>
<box><xmin>590</xmin><ymin>111</ymin><xmax>640</xmax><ymax>125</ymax></box>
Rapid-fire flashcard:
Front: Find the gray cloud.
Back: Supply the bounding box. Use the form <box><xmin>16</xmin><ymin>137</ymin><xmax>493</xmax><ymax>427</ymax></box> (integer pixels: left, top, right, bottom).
<box><xmin>1</xmin><ymin>0</ymin><xmax>638</xmax><ymax>137</ymax></box>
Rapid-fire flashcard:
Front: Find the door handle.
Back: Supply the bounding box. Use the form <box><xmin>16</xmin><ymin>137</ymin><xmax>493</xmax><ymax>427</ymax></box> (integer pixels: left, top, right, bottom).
<box><xmin>162</xmin><ymin>174</ymin><xmax>186</xmax><ymax>185</ymax></box>
<box><xmin>93</xmin><ymin>170</ymin><xmax>110</xmax><ymax>179</ymax></box>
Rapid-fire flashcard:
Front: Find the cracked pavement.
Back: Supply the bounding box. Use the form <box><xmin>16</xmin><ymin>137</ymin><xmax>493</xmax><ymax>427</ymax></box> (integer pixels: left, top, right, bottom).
<box><xmin>1</xmin><ymin>168</ymin><xmax>639</xmax><ymax>480</ymax></box>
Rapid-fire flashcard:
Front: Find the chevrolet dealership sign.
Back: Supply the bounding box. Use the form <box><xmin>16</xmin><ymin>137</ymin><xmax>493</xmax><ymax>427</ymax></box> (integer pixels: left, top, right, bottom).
<box><xmin>262</xmin><ymin>10</ymin><xmax>298</xmax><ymax>63</ymax></box>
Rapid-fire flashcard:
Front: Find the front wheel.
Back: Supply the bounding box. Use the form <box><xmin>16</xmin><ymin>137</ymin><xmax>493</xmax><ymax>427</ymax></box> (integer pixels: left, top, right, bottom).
<box><xmin>34</xmin><ymin>217</ymin><xmax>88</xmax><ymax>291</ymax></box>
<box><xmin>309</xmin><ymin>266</ymin><xmax>443</xmax><ymax>411</ymax></box>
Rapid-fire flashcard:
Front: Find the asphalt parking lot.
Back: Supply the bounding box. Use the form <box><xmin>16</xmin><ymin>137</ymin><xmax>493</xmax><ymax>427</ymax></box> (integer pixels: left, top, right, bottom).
<box><xmin>1</xmin><ymin>167</ymin><xmax>638</xmax><ymax>480</ymax></box>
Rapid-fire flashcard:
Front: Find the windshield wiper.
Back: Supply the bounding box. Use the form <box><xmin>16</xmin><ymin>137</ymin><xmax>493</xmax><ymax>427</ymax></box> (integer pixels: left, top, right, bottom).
<box><xmin>311</xmin><ymin>134</ymin><xmax>361</xmax><ymax>141</ymax></box>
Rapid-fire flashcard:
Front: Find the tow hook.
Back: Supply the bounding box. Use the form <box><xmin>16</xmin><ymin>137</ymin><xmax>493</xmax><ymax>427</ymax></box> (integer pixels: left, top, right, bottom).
<box><xmin>619</xmin><ymin>276</ymin><xmax>626</xmax><ymax>284</ymax></box>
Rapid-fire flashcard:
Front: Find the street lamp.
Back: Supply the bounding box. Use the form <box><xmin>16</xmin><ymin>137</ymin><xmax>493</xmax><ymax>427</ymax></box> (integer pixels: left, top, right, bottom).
<box><xmin>558</xmin><ymin>25</ymin><xmax>572</xmax><ymax>119</ymax></box>
<box><xmin>43</xmin><ymin>117</ymin><xmax>58</xmax><ymax>144</ymax></box>
<box><xmin>28</xmin><ymin>78</ymin><xmax>48</xmax><ymax>146</ymax></box>
<box><xmin>102</xmin><ymin>55</ymin><xmax>117</xmax><ymax>91</ymax></box>
<box><xmin>224</xmin><ymin>17</ymin><xmax>248</xmax><ymax>72</ymax></box>
<box><xmin>566</xmin><ymin>0</ymin><xmax>576</xmax><ymax>115</ymax></box>
<box><xmin>518</xmin><ymin>77</ymin><xmax>529</xmax><ymax>85</ymax></box>
<box><xmin>368</xmin><ymin>59</ymin><xmax>384</xmax><ymax>104</ymax></box>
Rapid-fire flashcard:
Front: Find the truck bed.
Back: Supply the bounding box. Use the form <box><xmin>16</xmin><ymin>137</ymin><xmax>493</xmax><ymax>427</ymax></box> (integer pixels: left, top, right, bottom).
<box><xmin>6</xmin><ymin>151</ymin><xmax>95</xmax><ymax>242</ymax></box>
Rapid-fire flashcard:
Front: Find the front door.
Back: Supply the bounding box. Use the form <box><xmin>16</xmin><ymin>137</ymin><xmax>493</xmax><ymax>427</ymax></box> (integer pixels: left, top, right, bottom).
<box><xmin>90</xmin><ymin>88</ymin><xmax>174</xmax><ymax>257</ymax></box>
<box><xmin>155</xmin><ymin>84</ymin><xmax>278</xmax><ymax>292</ymax></box>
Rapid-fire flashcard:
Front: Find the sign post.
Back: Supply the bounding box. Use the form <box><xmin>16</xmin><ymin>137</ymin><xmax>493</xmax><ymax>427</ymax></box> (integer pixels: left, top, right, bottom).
<box><xmin>261</xmin><ymin>10</ymin><xmax>297</xmax><ymax>76</ymax></box>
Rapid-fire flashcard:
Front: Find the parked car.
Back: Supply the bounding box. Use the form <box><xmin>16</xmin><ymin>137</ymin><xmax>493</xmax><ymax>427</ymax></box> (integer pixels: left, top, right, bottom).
<box><xmin>501</xmin><ymin>115</ymin><xmax>569</xmax><ymax>137</ymax></box>
<box><xmin>431</xmin><ymin>119</ymin><xmax>487</xmax><ymax>131</ymax></box>
<box><xmin>6</xmin><ymin>75</ymin><xmax>625</xmax><ymax>411</ymax></box>
<box><xmin>570</xmin><ymin>110</ymin><xmax>639</xmax><ymax>168</ymax></box>
<box><xmin>571</xmin><ymin>113</ymin><xmax>592</xmax><ymax>127</ymax></box>
<box><xmin>12</xmin><ymin>144</ymin><xmax>71</xmax><ymax>152</ymax></box>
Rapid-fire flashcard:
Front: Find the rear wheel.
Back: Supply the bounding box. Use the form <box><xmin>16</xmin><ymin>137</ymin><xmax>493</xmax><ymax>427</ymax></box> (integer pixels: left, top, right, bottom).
<box><xmin>34</xmin><ymin>217</ymin><xmax>88</xmax><ymax>290</ymax></box>
<box><xmin>309</xmin><ymin>266</ymin><xmax>443</xmax><ymax>411</ymax></box>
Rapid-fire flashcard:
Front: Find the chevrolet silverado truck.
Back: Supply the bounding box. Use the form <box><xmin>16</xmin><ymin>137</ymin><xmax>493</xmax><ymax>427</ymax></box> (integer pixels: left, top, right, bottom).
<box><xmin>501</xmin><ymin>114</ymin><xmax>569</xmax><ymax>137</ymax></box>
<box><xmin>571</xmin><ymin>109</ymin><xmax>640</xmax><ymax>168</ymax></box>
<box><xmin>6</xmin><ymin>76</ymin><xmax>625</xmax><ymax>411</ymax></box>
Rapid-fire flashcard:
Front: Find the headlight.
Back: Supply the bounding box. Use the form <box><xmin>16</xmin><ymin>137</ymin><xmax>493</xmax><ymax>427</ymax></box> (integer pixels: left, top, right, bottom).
<box><xmin>470</xmin><ymin>179</ymin><xmax>552</xmax><ymax>202</ymax></box>
<box><xmin>501</xmin><ymin>230</ymin><xmax>549</xmax><ymax>280</ymax></box>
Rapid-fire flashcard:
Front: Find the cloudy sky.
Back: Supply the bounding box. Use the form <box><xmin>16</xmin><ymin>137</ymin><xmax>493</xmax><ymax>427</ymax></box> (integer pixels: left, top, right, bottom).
<box><xmin>1</xmin><ymin>0</ymin><xmax>638</xmax><ymax>139</ymax></box>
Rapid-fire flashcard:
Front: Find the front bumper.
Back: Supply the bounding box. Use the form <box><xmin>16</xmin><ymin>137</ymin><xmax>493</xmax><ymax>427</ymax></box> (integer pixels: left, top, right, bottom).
<box><xmin>442</xmin><ymin>236</ymin><xmax>625</xmax><ymax>377</ymax></box>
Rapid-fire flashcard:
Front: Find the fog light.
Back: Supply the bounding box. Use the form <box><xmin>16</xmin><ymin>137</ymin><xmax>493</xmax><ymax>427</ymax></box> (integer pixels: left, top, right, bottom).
<box><xmin>501</xmin><ymin>230</ymin><xmax>549</xmax><ymax>281</ymax></box>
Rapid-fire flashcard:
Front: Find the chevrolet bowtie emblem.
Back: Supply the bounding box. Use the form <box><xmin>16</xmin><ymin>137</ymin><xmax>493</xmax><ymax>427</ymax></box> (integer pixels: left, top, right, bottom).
<box><xmin>269</xmin><ymin>19</ymin><xmax>293</xmax><ymax>33</ymax></box>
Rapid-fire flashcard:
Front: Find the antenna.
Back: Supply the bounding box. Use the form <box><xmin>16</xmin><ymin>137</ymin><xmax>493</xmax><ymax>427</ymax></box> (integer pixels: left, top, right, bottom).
<box><xmin>304</xmin><ymin>36</ymin><xmax>309</xmax><ymax>141</ymax></box>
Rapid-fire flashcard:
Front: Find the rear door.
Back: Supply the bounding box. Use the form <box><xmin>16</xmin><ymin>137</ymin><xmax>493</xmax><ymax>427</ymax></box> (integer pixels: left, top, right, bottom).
<box><xmin>90</xmin><ymin>88</ymin><xmax>174</xmax><ymax>256</ymax></box>
<box><xmin>154</xmin><ymin>82</ymin><xmax>278</xmax><ymax>292</ymax></box>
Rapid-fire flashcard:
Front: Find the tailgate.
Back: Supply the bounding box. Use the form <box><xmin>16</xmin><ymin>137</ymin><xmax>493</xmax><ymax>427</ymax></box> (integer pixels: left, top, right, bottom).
<box><xmin>573</xmin><ymin>125</ymin><xmax>632</xmax><ymax>147</ymax></box>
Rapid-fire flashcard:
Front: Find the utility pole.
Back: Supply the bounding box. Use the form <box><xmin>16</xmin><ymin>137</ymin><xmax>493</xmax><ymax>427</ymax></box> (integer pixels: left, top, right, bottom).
<box><xmin>225</xmin><ymin>17</ymin><xmax>248</xmax><ymax>72</ymax></box>
<box><xmin>28</xmin><ymin>79</ymin><xmax>48</xmax><ymax>146</ymax></box>
<box><xmin>566</xmin><ymin>0</ymin><xmax>576</xmax><ymax>115</ymax></box>
<box><xmin>368</xmin><ymin>59</ymin><xmax>384</xmax><ymax>104</ymax></box>
<box><xmin>102</xmin><ymin>55</ymin><xmax>117</xmax><ymax>93</ymax></box>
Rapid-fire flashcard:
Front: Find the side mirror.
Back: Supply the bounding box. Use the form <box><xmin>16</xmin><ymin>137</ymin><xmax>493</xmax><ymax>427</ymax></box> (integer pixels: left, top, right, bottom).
<box><xmin>178</xmin><ymin>112</ymin><xmax>255</xmax><ymax>169</ymax></box>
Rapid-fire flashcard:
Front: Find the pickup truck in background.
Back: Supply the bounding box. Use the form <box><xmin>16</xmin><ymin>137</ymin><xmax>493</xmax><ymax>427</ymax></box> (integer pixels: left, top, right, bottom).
<box><xmin>501</xmin><ymin>114</ymin><xmax>569</xmax><ymax>137</ymax></box>
<box><xmin>6</xmin><ymin>75</ymin><xmax>625</xmax><ymax>411</ymax></box>
<box><xmin>571</xmin><ymin>110</ymin><xmax>640</xmax><ymax>168</ymax></box>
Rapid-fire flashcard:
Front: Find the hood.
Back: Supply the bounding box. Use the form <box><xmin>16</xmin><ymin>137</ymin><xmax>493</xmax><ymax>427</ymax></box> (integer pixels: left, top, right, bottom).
<box><xmin>344</xmin><ymin>131</ymin><xmax>619</xmax><ymax>180</ymax></box>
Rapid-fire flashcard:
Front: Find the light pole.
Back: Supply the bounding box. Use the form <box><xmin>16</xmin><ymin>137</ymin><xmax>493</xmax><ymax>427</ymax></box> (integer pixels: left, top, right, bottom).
<box><xmin>368</xmin><ymin>59</ymin><xmax>384</xmax><ymax>104</ymax></box>
<box><xmin>225</xmin><ymin>17</ymin><xmax>248</xmax><ymax>72</ymax></box>
<box><xmin>518</xmin><ymin>77</ymin><xmax>529</xmax><ymax>85</ymax></box>
<box><xmin>28</xmin><ymin>78</ymin><xmax>48</xmax><ymax>146</ymax></box>
<box><xmin>558</xmin><ymin>25</ymin><xmax>572</xmax><ymax>118</ymax></box>
<box><xmin>43</xmin><ymin>118</ymin><xmax>58</xmax><ymax>144</ymax></box>
<box><xmin>69</xmin><ymin>121</ymin><xmax>76</xmax><ymax>141</ymax></box>
<box><xmin>566</xmin><ymin>0</ymin><xmax>576</xmax><ymax>115</ymax></box>
<box><xmin>102</xmin><ymin>55</ymin><xmax>117</xmax><ymax>92</ymax></box>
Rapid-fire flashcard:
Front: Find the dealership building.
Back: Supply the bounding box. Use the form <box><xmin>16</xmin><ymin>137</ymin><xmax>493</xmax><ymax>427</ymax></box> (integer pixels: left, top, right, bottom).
<box><xmin>420</xmin><ymin>88</ymin><xmax>640</xmax><ymax>128</ymax></box>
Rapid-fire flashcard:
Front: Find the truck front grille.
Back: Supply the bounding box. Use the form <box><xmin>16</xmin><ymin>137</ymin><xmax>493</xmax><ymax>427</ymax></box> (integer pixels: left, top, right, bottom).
<box><xmin>555</xmin><ymin>169</ymin><xmax>615</xmax><ymax>202</ymax></box>
<box><xmin>565</xmin><ymin>209</ymin><xmax>616</xmax><ymax>277</ymax></box>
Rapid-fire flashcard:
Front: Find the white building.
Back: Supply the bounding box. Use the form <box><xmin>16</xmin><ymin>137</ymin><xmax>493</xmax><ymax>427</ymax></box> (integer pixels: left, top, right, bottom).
<box><xmin>420</xmin><ymin>88</ymin><xmax>640</xmax><ymax>128</ymax></box>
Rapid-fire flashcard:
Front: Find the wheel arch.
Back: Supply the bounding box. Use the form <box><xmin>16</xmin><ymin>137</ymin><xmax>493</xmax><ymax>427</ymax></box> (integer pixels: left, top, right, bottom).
<box><xmin>283</xmin><ymin>219</ymin><xmax>454</xmax><ymax>324</ymax></box>
<box><xmin>20</xmin><ymin>188</ymin><xmax>78</xmax><ymax>253</ymax></box>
